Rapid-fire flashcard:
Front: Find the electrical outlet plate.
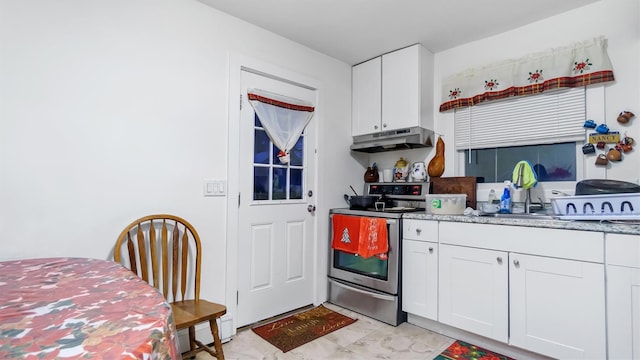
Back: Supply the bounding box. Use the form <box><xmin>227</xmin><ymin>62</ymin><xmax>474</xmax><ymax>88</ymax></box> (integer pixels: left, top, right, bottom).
<box><xmin>203</xmin><ymin>179</ymin><xmax>226</xmax><ymax>196</ymax></box>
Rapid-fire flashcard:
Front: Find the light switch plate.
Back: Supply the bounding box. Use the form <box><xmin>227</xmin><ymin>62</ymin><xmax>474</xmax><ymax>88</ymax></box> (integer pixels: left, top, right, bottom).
<box><xmin>204</xmin><ymin>179</ymin><xmax>226</xmax><ymax>196</ymax></box>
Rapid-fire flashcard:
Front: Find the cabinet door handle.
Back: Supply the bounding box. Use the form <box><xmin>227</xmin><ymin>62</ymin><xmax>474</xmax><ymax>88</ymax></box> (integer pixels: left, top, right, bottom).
<box><xmin>497</xmin><ymin>257</ymin><xmax>503</xmax><ymax>264</ymax></box>
<box><xmin>428</xmin><ymin>247</ymin><xmax>433</xmax><ymax>253</ymax></box>
<box><xmin>513</xmin><ymin>259</ymin><xmax>520</xmax><ymax>267</ymax></box>
<box><xmin>374</xmin><ymin>125</ymin><xmax>379</xmax><ymax>130</ymax></box>
<box><xmin>382</xmin><ymin>123</ymin><xmax>387</xmax><ymax>128</ymax></box>
<box><xmin>415</xmin><ymin>228</ymin><xmax>421</xmax><ymax>234</ymax></box>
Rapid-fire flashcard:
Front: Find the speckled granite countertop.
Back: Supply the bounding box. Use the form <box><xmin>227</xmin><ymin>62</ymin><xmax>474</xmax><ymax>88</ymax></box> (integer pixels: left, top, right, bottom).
<box><xmin>403</xmin><ymin>213</ymin><xmax>640</xmax><ymax>235</ymax></box>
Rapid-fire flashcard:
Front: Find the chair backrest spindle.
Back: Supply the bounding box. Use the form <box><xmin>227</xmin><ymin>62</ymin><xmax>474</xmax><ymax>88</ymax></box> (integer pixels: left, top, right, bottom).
<box><xmin>161</xmin><ymin>220</ymin><xmax>169</xmax><ymax>299</ymax></box>
<box><xmin>171</xmin><ymin>222</ymin><xmax>179</xmax><ymax>301</ymax></box>
<box><xmin>126</xmin><ymin>232</ymin><xmax>138</xmax><ymax>275</ymax></box>
<box><xmin>149</xmin><ymin>220</ymin><xmax>158</xmax><ymax>288</ymax></box>
<box><xmin>136</xmin><ymin>223</ymin><xmax>149</xmax><ymax>283</ymax></box>
<box><xmin>181</xmin><ymin>227</ymin><xmax>189</xmax><ymax>300</ymax></box>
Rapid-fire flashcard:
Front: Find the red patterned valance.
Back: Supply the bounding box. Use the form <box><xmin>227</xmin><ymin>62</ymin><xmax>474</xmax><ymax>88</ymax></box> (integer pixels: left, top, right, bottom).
<box><xmin>439</xmin><ymin>37</ymin><xmax>615</xmax><ymax>112</ymax></box>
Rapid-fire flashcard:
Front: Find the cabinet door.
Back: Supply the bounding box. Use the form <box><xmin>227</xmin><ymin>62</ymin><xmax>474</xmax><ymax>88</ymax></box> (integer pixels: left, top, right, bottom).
<box><xmin>351</xmin><ymin>57</ymin><xmax>381</xmax><ymax>136</ymax></box>
<box><xmin>438</xmin><ymin>244</ymin><xmax>508</xmax><ymax>342</ymax></box>
<box><xmin>382</xmin><ymin>45</ymin><xmax>420</xmax><ymax>131</ymax></box>
<box><xmin>402</xmin><ymin>239</ymin><xmax>437</xmax><ymax>320</ymax></box>
<box><xmin>607</xmin><ymin>265</ymin><xmax>640</xmax><ymax>360</ymax></box>
<box><xmin>509</xmin><ymin>253</ymin><xmax>606</xmax><ymax>359</ymax></box>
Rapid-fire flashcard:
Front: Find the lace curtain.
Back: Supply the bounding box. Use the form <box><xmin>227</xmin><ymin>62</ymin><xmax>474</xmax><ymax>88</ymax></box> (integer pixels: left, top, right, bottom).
<box><xmin>439</xmin><ymin>37</ymin><xmax>615</xmax><ymax>112</ymax></box>
<box><xmin>248</xmin><ymin>88</ymin><xmax>315</xmax><ymax>164</ymax></box>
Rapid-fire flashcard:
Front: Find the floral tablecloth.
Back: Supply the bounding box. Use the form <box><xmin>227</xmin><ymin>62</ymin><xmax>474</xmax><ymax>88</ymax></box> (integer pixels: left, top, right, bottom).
<box><xmin>0</xmin><ymin>257</ymin><xmax>179</xmax><ymax>359</ymax></box>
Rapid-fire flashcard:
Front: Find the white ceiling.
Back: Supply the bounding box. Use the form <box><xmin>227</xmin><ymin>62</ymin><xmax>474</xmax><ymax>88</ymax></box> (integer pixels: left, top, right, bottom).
<box><xmin>198</xmin><ymin>0</ymin><xmax>600</xmax><ymax>65</ymax></box>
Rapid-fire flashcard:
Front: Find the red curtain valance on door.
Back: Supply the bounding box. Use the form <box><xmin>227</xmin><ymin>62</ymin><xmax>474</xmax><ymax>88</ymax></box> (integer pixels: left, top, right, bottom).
<box><xmin>439</xmin><ymin>37</ymin><xmax>615</xmax><ymax>112</ymax></box>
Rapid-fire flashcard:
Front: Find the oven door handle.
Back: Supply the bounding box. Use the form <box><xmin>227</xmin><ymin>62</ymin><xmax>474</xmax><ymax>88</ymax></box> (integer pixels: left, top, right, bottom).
<box><xmin>328</xmin><ymin>278</ymin><xmax>396</xmax><ymax>302</ymax></box>
<box><xmin>329</xmin><ymin>214</ymin><xmax>397</xmax><ymax>225</ymax></box>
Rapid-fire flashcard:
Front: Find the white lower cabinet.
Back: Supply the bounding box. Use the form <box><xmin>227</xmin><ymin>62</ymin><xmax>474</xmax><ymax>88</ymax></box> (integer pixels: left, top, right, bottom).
<box><xmin>606</xmin><ymin>233</ymin><xmax>640</xmax><ymax>360</ymax></box>
<box><xmin>404</xmin><ymin>220</ymin><xmax>607</xmax><ymax>359</ymax></box>
<box><xmin>606</xmin><ymin>265</ymin><xmax>640</xmax><ymax>360</ymax></box>
<box><xmin>509</xmin><ymin>253</ymin><xmax>606</xmax><ymax>359</ymax></box>
<box><xmin>438</xmin><ymin>244</ymin><xmax>508</xmax><ymax>342</ymax></box>
<box><xmin>402</xmin><ymin>239</ymin><xmax>438</xmax><ymax>320</ymax></box>
<box><xmin>402</xmin><ymin>219</ymin><xmax>438</xmax><ymax>320</ymax></box>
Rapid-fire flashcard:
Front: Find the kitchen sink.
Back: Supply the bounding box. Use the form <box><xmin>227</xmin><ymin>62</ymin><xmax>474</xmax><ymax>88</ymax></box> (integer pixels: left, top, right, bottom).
<box><xmin>481</xmin><ymin>212</ymin><xmax>558</xmax><ymax>220</ymax></box>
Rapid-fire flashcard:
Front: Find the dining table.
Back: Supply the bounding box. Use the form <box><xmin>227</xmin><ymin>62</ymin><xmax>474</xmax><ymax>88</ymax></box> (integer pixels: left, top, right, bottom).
<box><xmin>0</xmin><ymin>257</ymin><xmax>179</xmax><ymax>359</ymax></box>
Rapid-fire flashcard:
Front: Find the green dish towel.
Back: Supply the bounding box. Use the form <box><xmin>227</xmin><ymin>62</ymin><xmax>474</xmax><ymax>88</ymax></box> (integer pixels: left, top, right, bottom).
<box><xmin>512</xmin><ymin>161</ymin><xmax>538</xmax><ymax>189</ymax></box>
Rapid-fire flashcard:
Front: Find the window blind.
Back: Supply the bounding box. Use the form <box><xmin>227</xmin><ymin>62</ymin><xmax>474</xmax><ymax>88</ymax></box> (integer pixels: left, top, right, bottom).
<box><xmin>454</xmin><ymin>87</ymin><xmax>586</xmax><ymax>150</ymax></box>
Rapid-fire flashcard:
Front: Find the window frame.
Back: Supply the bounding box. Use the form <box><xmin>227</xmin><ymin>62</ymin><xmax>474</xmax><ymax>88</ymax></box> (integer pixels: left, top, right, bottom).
<box><xmin>452</xmin><ymin>86</ymin><xmax>609</xmax><ymax>202</ymax></box>
<box><xmin>251</xmin><ymin>116</ymin><xmax>307</xmax><ymax>205</ymax></box>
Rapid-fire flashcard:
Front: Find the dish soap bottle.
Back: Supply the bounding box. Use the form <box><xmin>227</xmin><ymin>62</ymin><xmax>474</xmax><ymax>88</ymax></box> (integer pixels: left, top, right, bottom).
<box><xmin>499</xmin><ymin>181</ymin><xmax>512</xmax><ymax>214</ymax></box>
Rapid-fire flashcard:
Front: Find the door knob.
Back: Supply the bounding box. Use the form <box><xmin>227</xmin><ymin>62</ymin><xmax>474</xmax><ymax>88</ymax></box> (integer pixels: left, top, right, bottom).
<box><xmin>307</xmin><ymin>205</ymin><xmax>316</xmax><ymax>214</ymax></box>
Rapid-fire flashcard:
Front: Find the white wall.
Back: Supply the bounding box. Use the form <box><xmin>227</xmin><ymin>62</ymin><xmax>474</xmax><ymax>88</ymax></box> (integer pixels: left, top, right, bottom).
<box><xmin>433</xmin><ymin>0</ymin><xmax>640</xmax><ymax>199</ymax></box>
<box><xmin>4</xmin><ymin>0</ymin><xmax>636</xmax><ymax>333</ymax></box>
<box><xmin>0</xmin><ymin>0</ymin><xmax>359</xmax><ymax>311</ymax></box>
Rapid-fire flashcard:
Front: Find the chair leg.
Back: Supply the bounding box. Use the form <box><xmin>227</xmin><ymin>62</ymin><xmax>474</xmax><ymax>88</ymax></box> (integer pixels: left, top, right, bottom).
<box><xmin>209</xmin><ymin>319</ymin><xmax>225</xmax><ymax>360</ymax></box>
<box><xmin>188</xmin><ymin>326</ymin><xmax>196</xmax><ymax>358</ymax></box>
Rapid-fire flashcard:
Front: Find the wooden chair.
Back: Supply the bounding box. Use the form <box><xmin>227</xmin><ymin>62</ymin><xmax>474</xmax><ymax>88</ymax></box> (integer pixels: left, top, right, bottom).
<box><xmin>114</xmin><ymin>214</ymin><xmax>226</xmax><ymax>360</ymax></box>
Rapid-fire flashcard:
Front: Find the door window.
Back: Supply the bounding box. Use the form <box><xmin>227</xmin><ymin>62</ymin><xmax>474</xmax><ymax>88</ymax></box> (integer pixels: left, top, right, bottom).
<box><xmin>253</xmin><ymin>114</ymin><xmax>304</xmax><ymax>201</ymax></box>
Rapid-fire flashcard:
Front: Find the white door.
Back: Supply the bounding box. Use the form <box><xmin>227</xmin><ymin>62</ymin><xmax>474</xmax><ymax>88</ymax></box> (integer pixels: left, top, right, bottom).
<box><xmin>237</xmin><ymin>70</ymin><xmax>316</xmax><ymax>327</ymax></box>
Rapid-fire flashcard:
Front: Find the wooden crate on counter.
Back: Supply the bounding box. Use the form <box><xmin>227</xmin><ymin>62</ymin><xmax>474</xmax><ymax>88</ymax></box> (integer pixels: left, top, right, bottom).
<box><xmin>430</xmin><ymin>176</ymin><xmax>477</xmax><ymax>210</ymax></box>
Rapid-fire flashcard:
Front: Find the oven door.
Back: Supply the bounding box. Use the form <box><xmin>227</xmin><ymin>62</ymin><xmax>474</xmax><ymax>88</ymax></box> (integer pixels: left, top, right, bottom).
<box><xmin>328</xmin><ymin>214</ymin><xmax>399</xmax><ymax>295</ymax></box>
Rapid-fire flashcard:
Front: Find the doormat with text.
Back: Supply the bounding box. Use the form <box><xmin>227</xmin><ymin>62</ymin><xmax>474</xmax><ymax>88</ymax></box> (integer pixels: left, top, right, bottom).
<box><xmin>435</xmin><ymin>340</ymin><xmax>515</xmax><ymax>360</ymax></box>
<box><xmin>252</xmin><ymin>305</ymin><xmax>357</xmax><ymax>353</ymax></box>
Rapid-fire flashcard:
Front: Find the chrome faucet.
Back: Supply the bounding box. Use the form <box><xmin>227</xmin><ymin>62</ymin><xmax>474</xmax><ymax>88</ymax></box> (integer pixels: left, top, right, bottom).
<box><xmin>515</xmin><ymin>163</ymin><xmax>545</xmax><ymax>213</ymax></box>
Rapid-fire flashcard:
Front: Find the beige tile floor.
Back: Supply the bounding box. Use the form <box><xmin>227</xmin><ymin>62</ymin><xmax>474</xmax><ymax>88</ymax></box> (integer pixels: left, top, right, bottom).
<box><xmin>197</xmin><ymin>302</ymin><xmax>455</xmax><ymax>360</ymax></box>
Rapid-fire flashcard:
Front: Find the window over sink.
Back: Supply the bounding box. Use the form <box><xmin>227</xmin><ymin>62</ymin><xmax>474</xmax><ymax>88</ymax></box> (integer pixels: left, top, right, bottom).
<box><xmin>463</xmin><ymin>142</ymin><xmax>576</xmax><ymax>183</ymax></box>
<box><xmin>455</xmin><ymin>87</ymin><xmax>585</xmax><ymax>184</ymax></box>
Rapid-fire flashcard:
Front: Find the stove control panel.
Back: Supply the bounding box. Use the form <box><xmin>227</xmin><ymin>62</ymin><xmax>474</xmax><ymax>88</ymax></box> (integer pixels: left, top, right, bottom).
<box><xmin>364</xmin><ymin>182</ymin><xmax>430</xmax><ymax>199</ymax></box>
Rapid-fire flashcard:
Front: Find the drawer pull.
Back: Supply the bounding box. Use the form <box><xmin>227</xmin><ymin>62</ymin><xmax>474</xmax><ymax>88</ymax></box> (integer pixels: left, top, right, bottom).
<box><xmin>415</xmin><ymin>228</ymin><xmax>422</xmax><ymax>234</ymax></box>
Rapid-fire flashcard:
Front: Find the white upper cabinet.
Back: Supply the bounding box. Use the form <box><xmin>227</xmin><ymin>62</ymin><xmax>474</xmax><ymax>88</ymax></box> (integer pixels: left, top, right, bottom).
<box><xmin>351</xmin><ymin>44</ymin><xmax>433</xmax><ymax>137</ymax></box>
<box><xmin>351</xmin><ymin>57</ymin><xmax>382</xmax><ymax>136</ymax></box>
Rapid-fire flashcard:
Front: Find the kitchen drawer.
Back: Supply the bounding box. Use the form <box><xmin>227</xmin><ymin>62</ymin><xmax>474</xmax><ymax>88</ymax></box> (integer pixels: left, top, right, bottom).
<box><xmin>607</xmin><ymin>233</ymin><xmax>640</xmax><ymax>268</ymax></box>
<box><xmin>438</xmin><ymin>222</ymin><xmax>603</xmax><ymax>263</ymax></box>
<box><xmin>403</xmin><ymin>219</ymin><xmax>437</xmax><ymax>242</ymax></box>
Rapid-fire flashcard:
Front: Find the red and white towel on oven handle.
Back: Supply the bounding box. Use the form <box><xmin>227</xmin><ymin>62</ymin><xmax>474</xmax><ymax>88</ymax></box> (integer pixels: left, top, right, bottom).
<box><xmin>331</xmin><ymin>214</ymin><xmax>388</xmax><ymax>259</ymax></box>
